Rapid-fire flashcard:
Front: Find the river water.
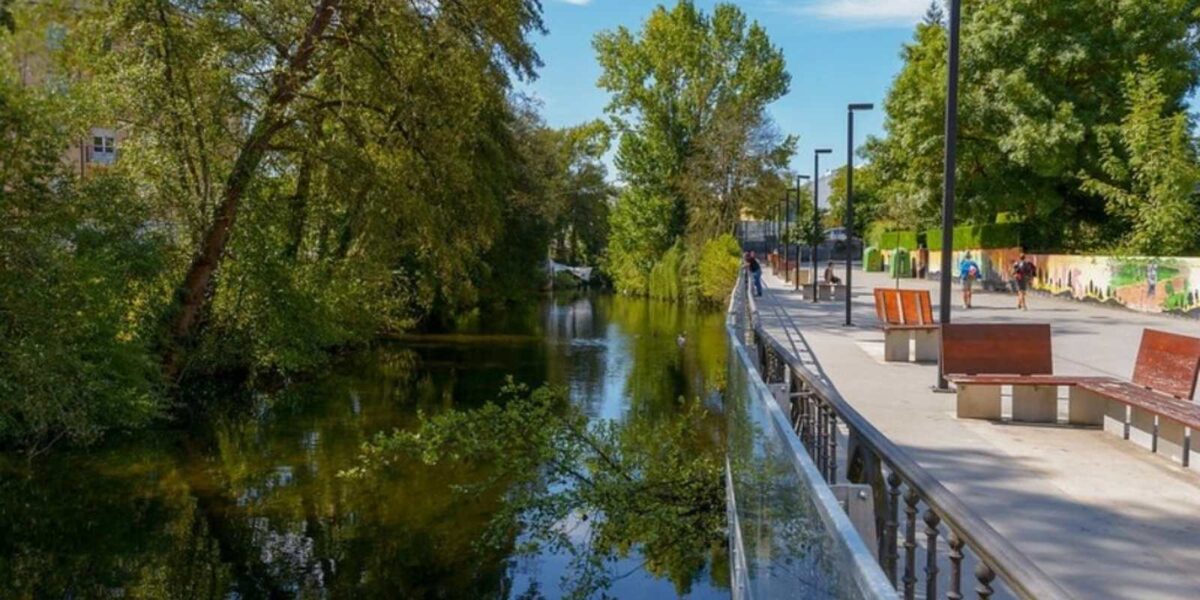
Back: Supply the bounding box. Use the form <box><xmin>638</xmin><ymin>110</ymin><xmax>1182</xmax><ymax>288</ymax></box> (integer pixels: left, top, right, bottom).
<box><xmin>0</xmin><ymin>293</ymin><xmax>730</xmax><ymax>599</ymax></box>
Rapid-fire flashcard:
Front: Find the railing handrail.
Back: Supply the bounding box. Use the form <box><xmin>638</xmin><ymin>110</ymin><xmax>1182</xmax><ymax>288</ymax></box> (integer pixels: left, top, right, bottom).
<box><xmin>743</xmin><ymin>283</ymin><xmax>1072</xmax><ymax>600</ymax></box>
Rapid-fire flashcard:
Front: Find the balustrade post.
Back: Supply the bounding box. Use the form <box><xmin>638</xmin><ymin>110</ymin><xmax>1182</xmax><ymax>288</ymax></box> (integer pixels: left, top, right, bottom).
<box><xmin>947</xmin><ymin>531</ymin><xmax>964</xmax><ymax>600</ymax></box>
<box><xmin>885</xmin><ymin>472</ymin><xmax>901</xmax><ymax>585</ymax></box>
<box><xmin>974</xmin><ymin>563</ymin><xmax>996</xmax><ymax>600</ymax></box>
<box><xmin>816</xmin><ymin>404</ymin><xmax>828</xmax><ymax>473</ymax></box>
<box><xmin>923</xmin><ymin>509</ymin><xmax>941</xmax><ymax>600</ymax></box>
<box><xmin>827</xmin><ymin>413</ymin><xmax>838</xmax><ymax>482</ymax></box>
<box><xmin>903</xmin><ymin>488</ymin><xmax>919</xmax><ymax>600</ymax></box>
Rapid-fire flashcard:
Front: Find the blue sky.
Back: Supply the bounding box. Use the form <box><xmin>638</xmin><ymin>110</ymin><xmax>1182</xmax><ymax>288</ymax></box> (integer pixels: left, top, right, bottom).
<box><xmin>521</xmin><ymin>0</ymin><xmax>932</xmax><ymax>181</ymax></box>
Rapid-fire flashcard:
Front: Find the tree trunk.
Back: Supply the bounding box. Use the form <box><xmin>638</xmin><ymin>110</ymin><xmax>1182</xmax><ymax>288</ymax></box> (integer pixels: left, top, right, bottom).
<box><xmin>162</xmin><ymin>0</ymin><xmax>341</xmax><ymax>382</ymax></box>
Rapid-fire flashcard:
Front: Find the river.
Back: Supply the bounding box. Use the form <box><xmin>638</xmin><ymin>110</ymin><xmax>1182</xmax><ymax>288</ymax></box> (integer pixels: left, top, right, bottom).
<box><xmin>0</xmin><ymin>293</ymin><xmax>730</xmax><ymax>599</ymax></box>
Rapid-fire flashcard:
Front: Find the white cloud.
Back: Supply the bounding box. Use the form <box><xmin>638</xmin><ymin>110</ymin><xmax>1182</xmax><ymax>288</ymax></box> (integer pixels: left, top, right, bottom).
<box><xmin>790</xmin><ymin>0</ymin><xmax>930</xmax><ymax>27</ymax></box>
<box><xmin>553</xmin><ymin>0</ymin><xmax>593</xmax><ymax>5</ymax></box>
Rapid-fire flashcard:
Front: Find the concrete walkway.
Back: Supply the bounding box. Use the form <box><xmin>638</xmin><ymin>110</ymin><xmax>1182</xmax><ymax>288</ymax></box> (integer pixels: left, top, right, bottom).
<box><xmin>757</xmin><ymin>266</ymin><xmax>1200</xmax><ymax>600</ymax></box>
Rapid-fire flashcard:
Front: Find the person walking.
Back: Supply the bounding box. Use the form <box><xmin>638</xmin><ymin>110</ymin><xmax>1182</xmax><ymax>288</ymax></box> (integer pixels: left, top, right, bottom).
<box><xmin>747</xmin><ymin>251</ymin><xmax>763</xmax><ymax>297</ymax></box>
<box><xmin>1012</xmin><ymin>253</ymin><xmax>1036</xmax><ymax>310</ymax></box>
<box><xmin>959</xmin><ymin>252</ymin><xmax>981</xmax><ymax>309</ymax></box>
<box><xmin>916</xmin><ymin>244</ymin><xmax>929</xmax><ymax>279</ymax></box>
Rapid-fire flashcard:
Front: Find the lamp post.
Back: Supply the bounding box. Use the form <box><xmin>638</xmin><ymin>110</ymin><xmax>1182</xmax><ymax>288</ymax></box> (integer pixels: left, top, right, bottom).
<box><xmin>937</xmin><ymin>0</ymin><xmax>962</xmax><ymax>391</ymax></box>
<box><xmin>812</xmin><ymin>148</ymin><xmax>832</xmax><ymax>302</ymax></box>
<box><xmin>845</xmin><ymin>103</ymin><xmax>874</xmax><ymax>326</ymax></box>
<box><xmin>792</xmin><ymin>174</ymin><xmax>811</xmax><ymax>291</ymax></box>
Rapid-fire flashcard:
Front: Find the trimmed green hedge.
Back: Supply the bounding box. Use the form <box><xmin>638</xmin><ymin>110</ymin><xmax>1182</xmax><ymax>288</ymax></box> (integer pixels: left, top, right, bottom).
<box><xmin>926</xmin><ymin>223</ymin><xmax>1021</xmax><ymax>251</ymax></box>
<box><xmin>879</xmin><ymin>230</ymin><xmax>922</xmax><ymax>250</ymax></box>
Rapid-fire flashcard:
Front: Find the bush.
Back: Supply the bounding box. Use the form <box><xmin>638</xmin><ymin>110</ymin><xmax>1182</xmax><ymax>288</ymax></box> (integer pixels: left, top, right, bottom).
<box><xmin>879</xmin><ymin>230</ymin><xmax>920</xmax><ymax>250</ymax></box>
<box><xmin>926</xmin><ymin>224</ymin><xmax>1021</xmax><ymax>251</ymax></box>
<box><xmin>648</xmin><ymin>242</ymin><xmax>686</xmax><ymax>301</ymax></box>
<box><xmin>697</xmin><ymin>234</ymin><xmax>743</xmax><ymax>304</ymax></box>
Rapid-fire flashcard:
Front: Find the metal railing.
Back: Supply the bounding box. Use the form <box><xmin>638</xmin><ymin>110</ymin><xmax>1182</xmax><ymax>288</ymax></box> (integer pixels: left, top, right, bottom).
<box><xmin>728</xmin><ymin>269</ymin><xmax>1073</xmax><ymax>600</ymax></box>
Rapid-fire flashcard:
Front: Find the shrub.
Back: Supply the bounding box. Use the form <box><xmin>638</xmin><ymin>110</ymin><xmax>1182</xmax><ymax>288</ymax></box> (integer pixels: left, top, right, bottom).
<box><xmin>926</xmin><ymin>224</ymin><xmax>1021</xmax><ymax>251</ymax></box>
<box><xmin>697</xmin><ymin>234</ymin><xmax>743</xmax><ymax>304</ymax></box>
<box><xmin>648</xmin><ymin>242</ymin><xmax>686</xmax><ymax>301</ymax></box>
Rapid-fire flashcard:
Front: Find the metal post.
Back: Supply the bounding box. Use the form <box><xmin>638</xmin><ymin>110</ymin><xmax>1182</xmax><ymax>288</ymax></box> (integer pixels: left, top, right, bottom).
<box><xmin>813</xmin><ymin>149</ymin><xmax>832</xmax><ymax>302</ymax></box>
<box><xmin>937</xmin><ymin>0</ymin><xmax>962</xmax><ymax>391</ymax></box>
<box><xmin>845</xmin><ymin>104</ymin><xmax>873</xmax><ymax>327</ymax></box>
<box><xmin>794</xmin><ymin>174</ymin><xmax>809</xmax><ymax>291</ymax></box>
<box><xmin>845</xmin><ymin>109</ymin><xmax>854</xmax><ymax>326</ymax></box>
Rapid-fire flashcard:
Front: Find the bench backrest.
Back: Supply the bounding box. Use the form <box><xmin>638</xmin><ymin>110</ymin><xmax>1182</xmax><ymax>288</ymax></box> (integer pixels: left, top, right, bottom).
<box><xmin>873</xmin><ymin>288</ymin><xmax>934</xmax><ymax>326</ymax></box>
<box><xmin>1132</xmin><ymin>329</ymin><xmax>1200</xmax><ymax>400</ymax></box>
<box><xmin>941</xmin><ymin>323</ymin><xmax>1054</xmax><ymax>376</ymax></box>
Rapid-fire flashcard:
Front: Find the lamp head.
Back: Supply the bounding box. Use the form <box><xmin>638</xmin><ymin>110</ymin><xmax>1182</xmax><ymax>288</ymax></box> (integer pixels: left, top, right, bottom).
<box><xmin>848</xmin><ymin>103</ymin><xmax>875</xmax><ymax>111</ymax></box>
<box><xmin>815</xmin><ymin>148</ymin><xmax>833</xmax><ymax>155</ymax></box>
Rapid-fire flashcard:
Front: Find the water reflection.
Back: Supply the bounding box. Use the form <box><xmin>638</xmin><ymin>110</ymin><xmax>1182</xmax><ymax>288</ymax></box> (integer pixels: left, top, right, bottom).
<box><xmin>0</xmin><ymin>293</ymin><xmax>728</xmax><ymax>598</ymax></box>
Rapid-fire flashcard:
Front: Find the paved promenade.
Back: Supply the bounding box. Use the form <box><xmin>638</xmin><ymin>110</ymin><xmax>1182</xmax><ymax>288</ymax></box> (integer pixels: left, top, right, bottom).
<box><xmin>757</xmin><ymin>267</ymin><xmax>1200</xmax><ymax>599</ymax></box>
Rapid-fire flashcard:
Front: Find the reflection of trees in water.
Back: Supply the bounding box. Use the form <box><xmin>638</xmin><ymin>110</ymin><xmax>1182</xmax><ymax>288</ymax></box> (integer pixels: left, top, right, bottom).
<box><xmin>351</xmin><ymin>382</ymin><xmax>728</xmax><ymax>599</ymax></box>
<box><xmin>0</xmin><ymin>295</ymin><xmax>728</xmax><ymax>598</ymax></box>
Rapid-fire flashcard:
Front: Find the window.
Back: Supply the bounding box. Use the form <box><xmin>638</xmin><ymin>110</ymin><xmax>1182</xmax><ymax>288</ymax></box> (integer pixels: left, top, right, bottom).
<box><xmin>90</xmin><ymin>135</ymin><xmax>116</xmax><ymax>164</ymax></box>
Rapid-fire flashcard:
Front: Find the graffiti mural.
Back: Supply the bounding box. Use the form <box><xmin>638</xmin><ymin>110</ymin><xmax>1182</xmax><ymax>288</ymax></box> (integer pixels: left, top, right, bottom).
<box><xmin>922</xmin><ymin>249</ymin><xmax>1200</xmax><ymax>318</ymax></box>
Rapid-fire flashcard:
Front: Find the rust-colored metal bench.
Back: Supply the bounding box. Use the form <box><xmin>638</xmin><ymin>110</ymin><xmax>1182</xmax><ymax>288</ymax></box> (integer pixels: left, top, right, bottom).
<box><xmin>873</xmin><ymin>288</ymin><xmax>938</xmax><ymax>362</ymax></box>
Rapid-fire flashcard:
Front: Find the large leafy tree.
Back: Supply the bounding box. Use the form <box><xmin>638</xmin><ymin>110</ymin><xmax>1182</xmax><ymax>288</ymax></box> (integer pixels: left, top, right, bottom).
<box><xmin>1082</xmin><ymin>59</ymin><xmax>1200</xmax><ymax>255</ymax></box>
<box><xmin>866</xmin><ymin>0</ymin><xmax>1200</xmax><ymax>250</ymax></box>
<box><xmin>595</xmin><ymin>1</ymin><xmax>792</xmax><ymax>292</ymax></box>
<box><xmin>76</xmin><ymin>0</ymin><xmax>546</xmax><ymax>380</ymax></box>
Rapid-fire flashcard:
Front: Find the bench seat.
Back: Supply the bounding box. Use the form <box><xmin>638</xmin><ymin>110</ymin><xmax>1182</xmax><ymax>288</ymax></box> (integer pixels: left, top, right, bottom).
<box><xmin>874</xmin><ymin>288</ymin><xmax>937</xmax><ymax>362</ymax></box>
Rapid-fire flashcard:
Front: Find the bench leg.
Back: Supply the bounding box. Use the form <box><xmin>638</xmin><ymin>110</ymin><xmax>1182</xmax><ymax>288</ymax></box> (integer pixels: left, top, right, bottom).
<box><xmin>819</xmin><ymin>286</ymin><xmax>831</xmax><ymax>301</ymax></box>
<box><xmin>1067</xmin><ymin>387</ymin><xmax>1105</xmax><ymax>426</ymax></box>
<box><xmin>1103</xmin><ymin>400</ymin><xmax>1128</xmax><ymax>439</ymax></box>
<box><xmin>1158</xmin><ymin>419</ymin><xmax>1188</xmax><ymax>465</ymax></box>
<box><xmin>1128</xmin><ymin>406</ymin><xmax>1156</xmax><ymax>453</ymax></box>
<box><xmin>883</xmin><ymin>331</ymin><xmax>910</xmax><ymax>362</ymax></box>
<box><xmin>957</xmin><ymin>385</ymin><xmax>1001</xmax><ymax>420</ymax></box>
<box><xmin>834</xmin><ymin>287</ymin><xmax>847</xmax><ymax>301</ymax></box>
<box><xmin>913</xmin><ymin>330</ymin><xmax>939</xmax><ymax>363</ymax></box>
<box><xmin>1012</xmin><ymin>385</ymin><xmax>1057</xmax><ymax>423</ymax></box>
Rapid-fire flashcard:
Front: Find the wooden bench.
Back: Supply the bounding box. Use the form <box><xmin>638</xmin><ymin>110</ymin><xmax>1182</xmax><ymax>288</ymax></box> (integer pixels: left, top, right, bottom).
<box><xmin>1072</xmin><ymin>330</ymin><xmax>1200</xmax><ymax>464</ymax></box>
<box><xmin>946</xmin><ymin>326</ymin><xmax>1200</xmax><ymax>466</ymax></box>
<box><xmin>873</xmin><ymin>288</ymin><xmax>938</xmax><ymax>362</ymax></box>
<box><xmin>941</xmin><ymin>323</ymin><xmax>1092</xmax><ymax>422</ymax></box>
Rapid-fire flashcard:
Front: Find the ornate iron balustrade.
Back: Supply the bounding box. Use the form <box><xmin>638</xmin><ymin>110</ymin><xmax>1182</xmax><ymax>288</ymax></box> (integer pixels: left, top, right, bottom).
<box><xmin>728</xmin><ymin>270</ymin><xmax>1072</xmax><ymax>600</ymax></box>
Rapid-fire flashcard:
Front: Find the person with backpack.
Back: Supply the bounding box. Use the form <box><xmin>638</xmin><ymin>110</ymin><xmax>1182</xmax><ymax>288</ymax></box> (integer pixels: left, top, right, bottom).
<box><xmin>958</xmin><ymin>252</ymin><xmax>981</xmax><ymax>309</ymax></box>
<box><xmin>1012</xmin><ymin>253</ymin><xmax>1037</xmax><ymax>310</ymax></box>
<box><xmin>746</xmin><ymin>251</ymin><xmax>763</xmax><ymax>297</ymax></box>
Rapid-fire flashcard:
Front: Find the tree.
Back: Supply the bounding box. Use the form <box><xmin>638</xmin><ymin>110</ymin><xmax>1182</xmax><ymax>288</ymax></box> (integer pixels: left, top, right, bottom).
<box><xmin>594</xmin><ymin>1</ymin><xmax>792</xmax><ymax>293</ymax></box>
<box><xmin>923</xmin><ymin>1</ymin><xmax>945</xmax><ymax>26</ymax></box>
<box><xmin>78</xmin><ymin>0</ymin><xmax>546</xmax><ymax>381</ymax></box>
<box><xmin>1082</xmin><ymin>59</ymin><xmax>1200</xmax><ymax>255</ymax></box>
<box><xmin>866</xmin><ymin>0</ymin><xmax>1200</xmax><ymax>249</ymax></box>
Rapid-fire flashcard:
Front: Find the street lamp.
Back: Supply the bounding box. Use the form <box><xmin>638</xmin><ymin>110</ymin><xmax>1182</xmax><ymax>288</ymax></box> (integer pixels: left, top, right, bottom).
<box><xmin>845</xmin><ymin>103</ymin><xmax>874</xmax><ymax>326</ymax></box>
<box><xmin>791</xmin><ymin>174</ymin><xmax>811</xmax><ymax>291</ymax></box>
<box><xmin>812</xmin><ymin>148</ymin><xmax>832</xmax><ymax>302</ymax></box>
<box><xmin>937</xmin><ymin>0</ymin><xmax>963</xmax><ymax>391</ymax></box>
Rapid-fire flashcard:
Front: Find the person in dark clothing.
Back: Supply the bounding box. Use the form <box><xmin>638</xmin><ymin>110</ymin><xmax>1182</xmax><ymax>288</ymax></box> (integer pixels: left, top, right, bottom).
<box><xmin>1012</xmin><ymin>253</ymin><xmax>1036</xmax><ymax>310</ymax></box>
<box><xmin>747</xmin><ymin>251</ymin><xmax>763</xmax><ymax>297</ymax></box>
<box><xmin>823</xmin><ymin>261</ymin><xmax>842</xmax><ymax>285</ymax></box>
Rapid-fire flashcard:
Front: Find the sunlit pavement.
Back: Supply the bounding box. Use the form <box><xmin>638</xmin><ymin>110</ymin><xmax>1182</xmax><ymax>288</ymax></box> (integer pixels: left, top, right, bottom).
<box><xmin>757</xmin><ymin>267</ymin><xmax>1200</xmax><ymax>599</ymax></box>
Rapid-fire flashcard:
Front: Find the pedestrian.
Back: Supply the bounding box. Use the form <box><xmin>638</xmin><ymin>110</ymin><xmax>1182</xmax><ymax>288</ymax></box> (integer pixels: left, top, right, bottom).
<box><xmin>917</xmin><ymin>244</ymin><xmax>929</xmax><ymax>279</ymax></box>
<box><xmin>1146</xmin><ymin>261</ymin><xmax>1158</xmax><ymax>299</ymax></box>
<box><xmin>959</xmin><ymin>252</ymin><xmax>981</xmax><ymax>309</ymax></box>
<box><xmin>823</xmin><ymin>261</ymin><xmax>842</xmax><ymax>286</ymax></box>
<box><xmin>747</xmin><ymin>251</ymin><xmax>763</xmax><ymax>297</ymax></box>
<box><xmin>1012</xmin><ymin>253</ymin><xmax>1036</xmax><ymax>310</ymax></box>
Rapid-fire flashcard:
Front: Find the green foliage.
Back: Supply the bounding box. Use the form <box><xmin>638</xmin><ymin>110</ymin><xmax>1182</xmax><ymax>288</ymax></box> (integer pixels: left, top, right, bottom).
<box><xmin>648</xmin><ymin>243</ymin><xmax>687</xmax><ymax>301</ymax></box>
<box><xmin>608</xmin><ymin>189</ymin><xmax>678</xmax><ymax>295</ymax></box>
<box><xmin>0</xmin><ymin>79</ymin><xmax>167</xmax><ymax>451</ymax></box>
<box><xmin>1081</xmin><ymin>58</ymin><xmax>1200</xmax><ymax>255</ymax></box>
<box><xmin>347</xmin><ymin>380</ymin><xmax>725</xmax><ymax>598</ymax></box>
<box><xmin>865</xmin><ymin>0</ymin><xmax>1200</xmax><ymax>249</ymax></box>
<box><xmin>696</xmin><ymin>234</ymin><xmax>743</xmax><ymax>305</ymax></box>
<box><xmin>597</xmin><ymin>0</ymin><xmax>793</xmax><ymax>296</ymax></box>
<box><xmin>926</xmin><ymin>223</ymin><xmax>1021</xmax><ymax>251</ymax></box>
<box><xmin>880</xmin><ymin>230</ymin><xmax>921</xmax><ymax>250</ymax></box>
